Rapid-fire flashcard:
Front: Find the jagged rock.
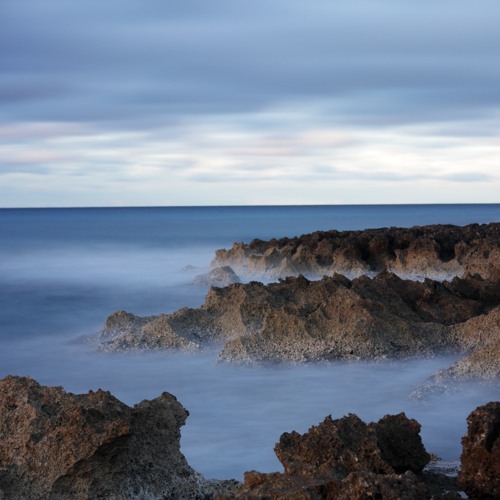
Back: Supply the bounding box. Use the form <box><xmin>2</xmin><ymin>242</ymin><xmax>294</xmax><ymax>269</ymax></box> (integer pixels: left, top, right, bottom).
<box><xmin>373</xmin><ymin>413</ymin><xmax>430</xmax><ymax>473</ymax></box>
<box><xmin>220</xmin><ymin>412</ymin><xmax>432</xmax><ymax>499</ymax></box>
<box><xmin>458</xmin><ymin>402</ymin><xmax>500</xmax><ymax>499</ymax></box>
<box><xmin>216</xmin><ymin>272</ymin><xmax>497</xmax><ymax>364</ymax></box>
<box><xmin>193</xmin><ymin>266</ymin><xmax>241</xmax><ymax>287</ymax></box>
<box><xmin>95</xmin><ymin>273</ymin><xmax>499</xmax><ymax>368</ymax></box>
<box><xmin>410</xmin><ymin>306</ymin><xmax>500</xmax><ymax>399</ymax></box>
<box><xmin>213</xmin><ymin>223</ymin><xmax>500</xmax><ymax>281</ymax></box>
<box><xmin>95</xmin><ymin>310</ymin><xmax>200</xmax><ymax>352</ymax></box>
<box><xmin>0</xmin><ymin>376</ymin><xmax>237</xmax><ymax>499</ymax></box>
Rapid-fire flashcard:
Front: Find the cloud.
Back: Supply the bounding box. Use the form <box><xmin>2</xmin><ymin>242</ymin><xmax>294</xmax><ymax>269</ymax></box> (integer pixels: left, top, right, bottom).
<box><xmin>0</xmin><ymin>0</ymin><xmax>499</xmax><ymax>206</ymax></box>
<box><xmin>2</xmin><ymin>0</ymin><xmax>500</xmax><ymax>126</ymax></box>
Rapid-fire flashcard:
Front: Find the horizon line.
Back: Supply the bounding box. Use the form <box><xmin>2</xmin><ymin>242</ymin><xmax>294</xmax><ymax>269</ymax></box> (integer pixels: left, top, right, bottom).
<box><xmin>1</xmin><ymin>202</ymin><xmax>500</xmax><ymax>210</ymax></box>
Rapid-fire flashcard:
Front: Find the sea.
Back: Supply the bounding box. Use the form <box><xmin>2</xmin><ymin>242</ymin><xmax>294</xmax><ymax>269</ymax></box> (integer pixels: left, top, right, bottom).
<box><xmin>0</xmin><ymin>204</ymin><xmax>499</xmax><ymax>480</ymax></box>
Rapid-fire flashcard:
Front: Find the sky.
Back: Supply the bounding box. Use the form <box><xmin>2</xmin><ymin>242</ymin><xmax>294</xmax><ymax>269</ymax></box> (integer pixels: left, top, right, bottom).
<box><xmin>1</xmin><ymin>0</ymin><xmax>499</xmax><ymax>207</ymax></box>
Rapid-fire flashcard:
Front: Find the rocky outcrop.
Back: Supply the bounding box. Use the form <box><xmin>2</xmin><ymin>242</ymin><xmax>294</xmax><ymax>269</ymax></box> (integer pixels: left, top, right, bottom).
<box><xmin>193</xmin><ymin>266</ymin><xmax>241</xmax><ymax>287</ymax></box>
<box><xmin>1</xmin><ymin>376</ymin><xmax>495</xmax><ymax>499</ymax></box>
<box><xmin>95</xmin><ymin>222</ymin><xmax>499</xmax><ymax>401</ymax></box>
<box><xmin>0</xmin><ymin>376</ymin><xmax>236</xmax><ymax>499</ymax></box>
<box><xmin>96</xmin><ymin>273</ymin><xmax>499</xmax><ymax>371</ymax></box>
<box><xmin>96</xmin><ymin>310</ymin><xmax>201</xmax><ymax>351</ymax></box>
<box><xmin>458</xmin><ymin>402</ymin><xmax>500</xmax><ymax>499</ymax></box>
<box><xmin>213</xmin><ymin>223</ymin><xmax>500</xmax><ymax>281</ymax></box>
<box><xmin>219</xmin><ymin>412</ymin><xmax>436</xmax><ymax>499</ymax></box>
<box><xmin>410</xmin><ymin>306</ymin><xmax>500</xmax><ymax>399</ymax></box>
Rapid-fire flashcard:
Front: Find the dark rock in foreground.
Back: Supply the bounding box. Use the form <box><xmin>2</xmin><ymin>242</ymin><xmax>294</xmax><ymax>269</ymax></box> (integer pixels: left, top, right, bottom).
<box><xmin>0</xmin><ymin>376</ymin><xmax>236</xmax><ymax>499</ymax></box>
<box><xmin>214</xmin><ymin>222</ymin><xmax>500</xmax><ymax>281</ymax></box>
<box><xmin>1</xmin><ymin>376</ymin><xmax>496</xmax><ymax>499</ymax></box>
<box><xmin>219</xmin><ymin>412</ymin><xmax>436</xmax><ymax>499</ymax></box>
<box><xmin>459</xmin><ymin>401</ymin><xmax>500</xmax><ymax>499</ymax></box>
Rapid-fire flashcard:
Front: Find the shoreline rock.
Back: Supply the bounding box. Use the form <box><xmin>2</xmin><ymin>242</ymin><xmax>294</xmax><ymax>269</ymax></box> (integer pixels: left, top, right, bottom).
<box><xmin>94</xmin><ymin>272</ymin><xmax>499</xmax><ymax>392</ymax></box>
<box><xmin>213</xmin><ymin>222</ymin><xmax>500</xmax><ymax>281</ymax></box>
<box><xmin>95</xmin><ymin>222</ymin><xmax>499</xmax><ymax>393</ymax></box>
<box><xmin>1</xmin><ymin>376</ymin><xmax>497</xmax><ymax>499</ymax></box>
<box><xmin>218</xmin><ymin>412</ymin><xmax>456</xmax><ymax>499</ymax></box>
<box><xmin>0</xmin><ymin>376</ymin><xmax>237</xmax><ymax>499</ymax></box>
<box><xmin>458</xmin><ymin>401</ymin><xmax>500</xmax><ymax>498</ymax></box>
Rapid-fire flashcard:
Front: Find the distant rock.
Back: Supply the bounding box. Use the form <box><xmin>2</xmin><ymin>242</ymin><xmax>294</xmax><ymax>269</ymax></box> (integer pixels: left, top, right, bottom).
<box><xmin>213</xmin><ymin>223</ymin><xmax>500</xmax><ymax>281</ymax></box>
<box><xmin>220</xmin><ymin>412</ymin><xmax>433</xmax><ymax>499</ymax></box>
<box><xmin>193</xmin><ymin>265</ymin><xmax>241</xmax><ymax>287</ymax></box>
<box><xmin>95</xmin><ymin>310</ymin><xmax>200</xmax><ymax>352</ymax></box>
<box><xmin>459</xmin><ymin>401</ymin><xmax>500</xmax><ymax>499</ymax></box>
<box><xmin>0</xmin><ymin>376</ymin><xmax>237</xmax><ymax>499</ymax></box>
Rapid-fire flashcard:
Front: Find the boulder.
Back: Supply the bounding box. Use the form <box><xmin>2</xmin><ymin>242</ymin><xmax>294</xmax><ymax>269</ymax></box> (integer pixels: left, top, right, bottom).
<box><xmin>458</xmin><ymin>401</ymin><xmax>500</xmax><ymax>499</ymax></box>
<box><xmin>193</xmin><ymin>266</ymin><xmax>241</xmax><ymax>287</ymax></box>
<box><xmin>221</xmin><ymin>412</ymin><xmax>432</xmax><ymax>499</ymax></box>
<box><xmin>0</xmin><ymin>376</ymin><xmax>236</xmax><ymax>499</ymax></box>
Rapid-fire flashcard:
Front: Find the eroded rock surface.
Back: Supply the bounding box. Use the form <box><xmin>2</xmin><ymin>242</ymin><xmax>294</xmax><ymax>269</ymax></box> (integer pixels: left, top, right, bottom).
<box><xmin>96</xmin><ymin>273</ymin><xmax>499</xmax><ymax>372</ymax></box>
<box><xmin>458</xmin><ymin>401</ymin><xmax>500</xmax><ymax>499</ymax></box>
<box><xmin>95</xmin><ymin>223</ymin><xmax>499</xmax><ymax>398</ymax></box>
<box><xmin>213</xmin><ymin>223</ymin><xmax>500</xmax><ymax>281</ymax></box>
<box><xmin>410</xmin><ymin>306</ymin><xmax>500</xmax><ymax>399</ymax></box>
<box><xmin>219</xmin><ymin>412</ymin><xmax>435</xmax><ymax>499</ymax></box>
<box><xmin>0</xmin><ymin>376</ymin><xmax>236</xmax><ymax>499</ymax></box>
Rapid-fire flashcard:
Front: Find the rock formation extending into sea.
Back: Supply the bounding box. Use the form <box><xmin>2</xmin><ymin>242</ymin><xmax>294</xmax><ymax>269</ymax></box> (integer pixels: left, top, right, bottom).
<box><xmin>213</xmin><ymin>222</ymin><xmax>499</xmax><ymax>281</ymax></box>
<box><xmin>0</xmin><ymin>376</ymin><xmax>498</xmax><ymax>499</ymax></box>
<box><xmin>94</xmin><ymin>223</ymin><xmax>500</xmax><ymax>392</ymax></box>
<box><xmin>96</xmin><ymin>269</ymin><xmax>499</xmax><ymax>393</ymax></box>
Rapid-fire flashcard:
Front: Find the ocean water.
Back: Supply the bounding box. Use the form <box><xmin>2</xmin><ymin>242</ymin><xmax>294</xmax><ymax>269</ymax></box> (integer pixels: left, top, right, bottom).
<box><xmin>0</xmin><ymin>204</ymin><xmax>499</xmax><ymax>480</ymax></box>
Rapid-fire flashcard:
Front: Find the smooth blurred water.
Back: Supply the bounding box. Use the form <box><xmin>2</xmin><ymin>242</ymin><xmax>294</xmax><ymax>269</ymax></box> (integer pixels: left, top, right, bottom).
<box><xmin>0</xmin><ymin>204</ymin><xmax>499</xmax><ymax>480</ymax></box>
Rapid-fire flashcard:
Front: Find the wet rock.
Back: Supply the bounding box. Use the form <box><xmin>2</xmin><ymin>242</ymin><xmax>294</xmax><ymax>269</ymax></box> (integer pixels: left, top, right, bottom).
<box><xmin>0</xmin><ymin>376</ymin><xmax>236</xmax><ymax>499</ymax></box>
<box><xmin>222</xmin><ymin>412</ymin><xmax>432</xmax><ymax>499</ymax></box>
<box><xmin>458</xmin><ymin>401</ymin><xmax>500</xmax><ymax>499</ymax></box>
<box><xmin>213</xmin><ymin>223</ymin><xmax>499</xmax><ymax>281</ymax></box>
<box><xmin>193</xmin><ymin>265</ymin><xmax>241</xmax><ymax>287</ymax></box>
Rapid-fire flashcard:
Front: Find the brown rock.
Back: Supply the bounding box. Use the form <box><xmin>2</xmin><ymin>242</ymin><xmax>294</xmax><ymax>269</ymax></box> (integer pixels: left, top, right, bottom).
<box><xmin>224</xmin><ymin>412</ymin><xmax>432</xmax><ymax>499</ymax></box>
<box><xmin>213</xmin><ymin>223</ymin><xmax>499</xmax><ymax>281</ymax></box>
<box><xmin>95</xmin><ymin>310</ymin><xmax>200</xmax><ymax>352</ymax></box>
<box><xmin>373</xmin><ymin>413</ymin><xmax>430</xmax><ymax>473</ymax></box>
<box><xmin>275</xmin><ymin>414</ymin><xmax>393</xmax><ymax>478</ymax></box>
<box><xmin>410</xmin><ymin>307</ymin><xmax>500</xmax><ymax>399</ymax></box>
<box><xmin>458</xmin><ymin>401</ymin><xmax>500</xmax><ymax>499</ymax></box>
<box><xmin>96</xmin><ymin>272</ymin><xmax>499</xmax><ymax>368</ymax></box>
<box><xmin>0</xmin><ymin>376</ymin><xmax>236</xmax><ymax>499</ymax></box>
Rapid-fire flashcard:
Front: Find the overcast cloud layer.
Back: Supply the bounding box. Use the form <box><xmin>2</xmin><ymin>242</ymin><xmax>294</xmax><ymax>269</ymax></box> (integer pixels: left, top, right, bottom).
<box><xmin>1</xmin><ymin>0</ymin><xmax>499</xmax><ymax>206</ymax></box>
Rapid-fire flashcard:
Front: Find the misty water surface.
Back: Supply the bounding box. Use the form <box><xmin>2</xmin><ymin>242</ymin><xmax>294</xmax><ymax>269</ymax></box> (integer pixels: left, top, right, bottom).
<box><xmin>0</xmin><ymin>205</ymin><xmax>499</xmax><ymax>479</ymax></box>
